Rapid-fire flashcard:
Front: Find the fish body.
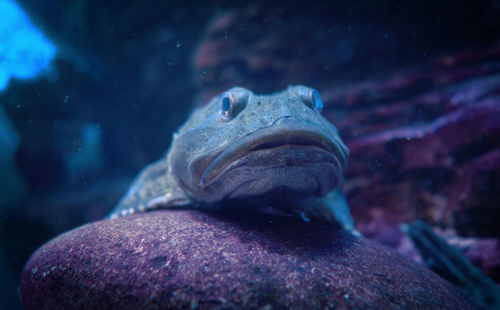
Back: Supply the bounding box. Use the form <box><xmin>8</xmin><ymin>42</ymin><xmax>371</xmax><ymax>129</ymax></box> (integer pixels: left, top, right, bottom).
<box><xmin>110</xmin><ymin>86</ymin><xmax>356</xmax><ymax>233</ymax></box>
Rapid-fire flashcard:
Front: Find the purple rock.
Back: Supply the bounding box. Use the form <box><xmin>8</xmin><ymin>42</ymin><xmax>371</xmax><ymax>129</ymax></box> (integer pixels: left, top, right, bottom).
<box><xmin>21</xmin><ymin>210</ymin><xmax>480</xmax><ymax>309</ymax></box>
<box><xmin>446</xmin><ymin>150</ymin><xmax>500</xmax><ymax>237</ymax></box>
<box><xmin>345</xmin><ymin>99</ymin><xmax>500</xmax><ymax>225</ymax></box>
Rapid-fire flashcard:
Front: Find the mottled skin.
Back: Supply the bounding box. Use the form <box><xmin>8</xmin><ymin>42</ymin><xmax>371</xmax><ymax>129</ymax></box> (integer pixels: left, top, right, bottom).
<box><xmin>110</xmin><ymin>86</ymin><xmax>355</xmax><ymax>232</ymax></box>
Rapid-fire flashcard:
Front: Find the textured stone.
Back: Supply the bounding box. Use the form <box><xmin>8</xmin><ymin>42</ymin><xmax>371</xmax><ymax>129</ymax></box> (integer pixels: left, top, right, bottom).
<box><xmin>446</xmin><ymin>150</ymin><xmax>500</xmax><ymax>237</ymax></box>
<box><xmin>21</xmin><ymin>210</ymin><xmax>479</xmax><ymax>309</ymax></box>
<box><xmin>345</xmin><ymin>99</ymin><xmax>500</xmax><ymax>226</ymax></box>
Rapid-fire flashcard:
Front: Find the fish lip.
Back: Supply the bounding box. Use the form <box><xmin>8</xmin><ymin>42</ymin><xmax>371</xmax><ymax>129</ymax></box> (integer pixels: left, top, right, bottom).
<box><xmin>198</xmin><ymin>116</ymin><xmax>347</xmax><ymax>187</ymax></box>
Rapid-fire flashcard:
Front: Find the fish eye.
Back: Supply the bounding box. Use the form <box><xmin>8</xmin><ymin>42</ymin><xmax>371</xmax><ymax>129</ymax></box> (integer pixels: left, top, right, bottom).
<box><xmin>310</xmin><ymin>89</ymin><xmax>323</xmax><ymax>114</ymax></box>
<box><xmin>217</xmin><ymin>87</ymin><xmax>251</xmax><ymax>121</ymax></box>
<box><xmin>289</xmin><ymin>85</ymin><xmax>324</xmax><ymax>114</ymax></box>
<box><xmin>218</xmin><ymin>92</ymin><xmax>234</xmax><ymax>121</ymax></box>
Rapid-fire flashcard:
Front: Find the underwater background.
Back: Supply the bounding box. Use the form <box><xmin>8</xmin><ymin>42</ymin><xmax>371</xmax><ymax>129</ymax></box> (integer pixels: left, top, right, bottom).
<box><xmin>0</xmin><ymin>0</ymin><xmax>499</xmax><ymax>309</ymax></box>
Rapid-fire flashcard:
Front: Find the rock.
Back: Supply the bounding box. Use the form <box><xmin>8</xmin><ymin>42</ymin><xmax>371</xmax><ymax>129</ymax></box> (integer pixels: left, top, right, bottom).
<box><xmin>345</xmin><ymin>97</ymin><xmax>500</xmax><ymax>227</ymax></box>
<box><xmin>446</xmin><ymin>150</ymin><xmax>500</xmax><ymax>237</ymax></box>
<box><xmin>339</xmin><ymin>71</ymin><xmax>500</xmax><ymax>282</ymax></box>
<box><xmin>21</xmin><ymin>210</ymin><xmax>480</xmax><ymax>309</ymax></box>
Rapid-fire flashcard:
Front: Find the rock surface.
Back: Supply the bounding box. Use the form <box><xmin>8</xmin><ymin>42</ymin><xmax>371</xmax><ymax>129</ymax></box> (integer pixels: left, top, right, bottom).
<box><xmin>21</xmin><ymin>210</ymin><xmax>480</xmax><ymax>309</ymax></box>
<box><xmin>446</xmin><ymin>149</ymin><xmax>500</xmax><ymax>237</ymax></box>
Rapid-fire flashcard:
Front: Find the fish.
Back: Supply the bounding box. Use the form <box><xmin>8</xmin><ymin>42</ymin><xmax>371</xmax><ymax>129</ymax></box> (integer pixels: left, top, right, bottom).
<box><xmin>109</xmin><ymin>85</ymin><xmax>357</xmax><ymax>234</ymax></box>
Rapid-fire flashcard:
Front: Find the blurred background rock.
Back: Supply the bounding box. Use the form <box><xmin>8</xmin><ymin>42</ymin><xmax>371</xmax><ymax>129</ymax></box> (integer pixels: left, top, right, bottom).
<box><xmin>0</xmin><ymin>1</ymin><xmax>499</xmax><ymax>309</ymax></box>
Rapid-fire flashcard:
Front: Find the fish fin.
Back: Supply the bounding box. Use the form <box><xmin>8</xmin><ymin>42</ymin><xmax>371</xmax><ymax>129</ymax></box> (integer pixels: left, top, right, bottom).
<box><xmin>108</xmin><ymin>158</ymin><xmax>191</xmax><ymax>219</ymax></box>
<box><xmin>291</xmin><ymin>189</ymin><xmax>361</xmax><ymax>236</ymax></box>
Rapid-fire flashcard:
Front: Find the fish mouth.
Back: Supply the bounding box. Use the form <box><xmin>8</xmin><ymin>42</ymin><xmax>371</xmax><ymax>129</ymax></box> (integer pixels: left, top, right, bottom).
<box><xmin>198</xmin><ymin>116</ymin><xmax>348</xmax><ymax>191</ymax></box>
<box><xmin>249</xmin><ymin>135</ymin><xmax>329</xmax><ymax>152</ymax></box>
